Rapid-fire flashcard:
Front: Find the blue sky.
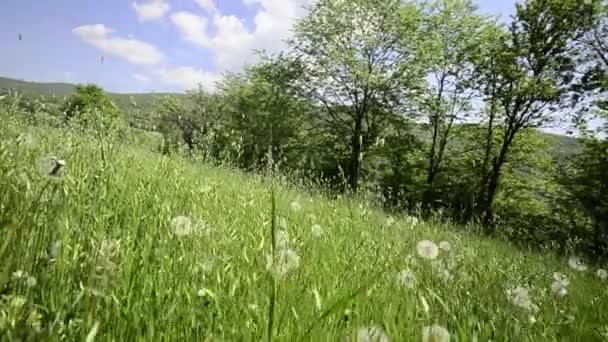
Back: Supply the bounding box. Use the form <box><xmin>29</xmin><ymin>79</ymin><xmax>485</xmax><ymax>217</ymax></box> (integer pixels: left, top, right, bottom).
<box><xmin>1</xmin><ymin>0</ymin><xmax>517</xmax><ymax>93</ymax></box>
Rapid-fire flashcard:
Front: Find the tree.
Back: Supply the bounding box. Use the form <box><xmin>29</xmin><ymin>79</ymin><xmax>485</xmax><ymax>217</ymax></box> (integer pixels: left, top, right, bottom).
<box><xmin>474</xmin><ymin>0</ymin><xmax>595</xmax><ymax>226</ymax></box>
<box><xmin>418</xmin><ymin>0</ymin><xmax>488</xmax><ymax>209</ymax></box>
<box><xmin>290</xmin><ymin>0</ymin><xmax>426</xmax><ymax>193</ymax></box>
<box><xmin>61</xmin><ymin>84</ymin><xmax>121</xmax><ymax>127</ymax></box>
<box><xmin>219</xmin><ymin>53</ymin><xmax>308</xmax><ymax>170</ymax></box>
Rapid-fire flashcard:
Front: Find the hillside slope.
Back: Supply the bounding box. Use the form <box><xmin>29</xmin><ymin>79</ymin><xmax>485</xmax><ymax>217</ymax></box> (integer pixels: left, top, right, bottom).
<box><xmin>0</xmin><ymin>118</ymin><xmax>605</xmax><ymax>341</ymax></box>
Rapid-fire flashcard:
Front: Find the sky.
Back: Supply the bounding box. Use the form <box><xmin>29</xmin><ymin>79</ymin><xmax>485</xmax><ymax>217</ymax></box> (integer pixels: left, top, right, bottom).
<box><xmin>0</xmin><ymin>0</ymin><xmax>517</xmax><ymax>94</ymax></box>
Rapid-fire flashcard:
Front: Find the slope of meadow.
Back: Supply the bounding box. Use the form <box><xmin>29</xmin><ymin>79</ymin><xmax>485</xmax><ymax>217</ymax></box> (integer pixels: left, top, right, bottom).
<box><xmin>0</xmin><ymin>118</ymin><xmax>607</xmax><ymax>341</ymax></box>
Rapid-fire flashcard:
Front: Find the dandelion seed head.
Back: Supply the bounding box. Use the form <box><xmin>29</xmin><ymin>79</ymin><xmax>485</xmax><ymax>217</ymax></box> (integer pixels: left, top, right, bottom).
<box><xmin>568</xmin><ymin>256</ymin><xmax>588</xmax><ymax>272</ymax></box>
<box><xmin>311</xmin><ymin>224</ymin><xmax>324</xmax><ymax>239</ymax></box>
<box><xmin>422</xmin><ymin>324</ymin><xmax>450</xmax><ymax>342</ymax></box>
<box><xmin>26</xmin><ymin>276</ymin><xmax>37</xmax><ymax>288</ymax></box>
<box><xmin>551</xmin><ymin>280</ymin><xmax>568</xmax><ymax>297</ymax></box>
<box><xmin>396</xmin><ymin>269</ymin><xmax>416</xmax><ymax>288</ymax></box>
<box><xmin>438</xmin><ymin>241</ymin><xmax>452</xmax><ymax>252</ymax></box>
<box><xmin>357</xmin><ymin>325</ymin><xmax>390</xmax><ymax>342</ymax></box>
<box><xmin>275</xmin><ymin>229</ymin><xmax>290</xmax><ymax>249</ymax></box>
<box><xmin>417</xmin><ymin>240</ymin><xmax>439</xmax><ymax>260</ymax></box>
<box><xmin>171</xmin><ymin>216</ymin><xmax>193</xmax><ymax>236</ymax></box>
<box><xmin>290</xmin><ymin>201</ymin><xmax>301</xmax><ymax>212</ymax></box>
<box><xmin>266</xmin><ymin>248</ymin><xmax>300</xmax><ymax>277</ymax></box>
<box><xmin>507</xmin><ymin>286</ymin><xmax>536</xmax><ymax>311</ymax></box>
<box><xmin>596</xmin><ymin>269</ymin><xmax>607</xmax><ymax>280</ymax></box>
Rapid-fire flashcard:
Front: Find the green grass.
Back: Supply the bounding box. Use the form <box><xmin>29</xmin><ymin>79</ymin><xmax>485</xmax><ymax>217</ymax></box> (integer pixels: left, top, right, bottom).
<box><xmin>0</xmin><ymin>118</ymin><xmax>607</xmax><ymax>341</ymax></box>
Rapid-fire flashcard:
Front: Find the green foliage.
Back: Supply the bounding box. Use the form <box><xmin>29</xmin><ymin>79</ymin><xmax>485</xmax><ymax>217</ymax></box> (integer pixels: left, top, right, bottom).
<box><xmin>61</xmin><ymin>84</ymin><xmax>122</xmax><ymax>131</ymax></box>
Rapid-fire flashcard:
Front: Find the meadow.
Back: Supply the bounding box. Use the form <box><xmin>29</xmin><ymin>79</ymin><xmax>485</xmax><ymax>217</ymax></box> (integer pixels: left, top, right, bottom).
<box><xmin>0</xmin><ymin>113</ymin><xmax>607</xmax><ymax>342</ymax></box>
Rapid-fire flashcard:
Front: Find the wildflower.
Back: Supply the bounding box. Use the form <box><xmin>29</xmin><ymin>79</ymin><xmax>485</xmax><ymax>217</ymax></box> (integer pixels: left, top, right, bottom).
<box><xmin>275</xmin><ymin>229</ymin><xmax>290</xmax><ymax>249</ymax></box>
<box><xmin>290</xmin><ymin>201</ymin><xmax>301</xmax><ymax>212</ymax></box>
<box><xmin>357</xmin><ymin>325</ymin><xmax>390</xmax><ymax>342</ymax></box>
<box><xmin>438</xmin><ymin>241</ymin><xmax>452</xmax><ymax>252</ymax></box>
<box><xmin>507</xmin><ymin>286</ymin><xmax>536</xmax><ymax>311</ymax></box>
<box><xmin>171</xmin><ymin>216</ymin><xmax>193</xmax><ymax>236</ymax></box>
<box><xmin>417</xmin><ymin>240</ymin><xmax>439</xmax><ymax>260</ymax></box>
<box><xmin>596</xmin><ymin>269</ymin><xmax>607</xmax><ymax>280</ymax></box>
<box><xmin>396</xmin><ymin>269</ymin><xmax>416</xmax><ymax>289</ymax></box>
<box><xmin>422</xmin><ymin>325</ymin><xmax>450</xmax><ymax>342</ymax></box>
<box><xmin>266</xmin><ymin>248</ymin><xmax>300</xmax><ymax>277</ymax></box>
<box><xmin>529</xmin><ymin>315</ymin><xmax>537</xmax><ymax>324</ymax></box>
<box><xmin>568</xmin><ymin>256</ymin><xmax>588</xmax><ymax>272</ymax></box>
<box><xmin>311</xmin><ymin>224</ymin><xmax>324</xmax><ymax>239</ymax></box>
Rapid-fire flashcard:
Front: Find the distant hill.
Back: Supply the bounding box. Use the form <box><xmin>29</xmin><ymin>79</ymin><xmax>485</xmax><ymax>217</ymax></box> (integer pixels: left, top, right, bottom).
<box><xmin>0</xmin><ymin>76</ymin><xmax>583</xmax><ymax>157</ymax></box>
<box><xmin>0</xmin><ymin>76</ymin><xmax>187</xmax><ymax>129</ymax></box>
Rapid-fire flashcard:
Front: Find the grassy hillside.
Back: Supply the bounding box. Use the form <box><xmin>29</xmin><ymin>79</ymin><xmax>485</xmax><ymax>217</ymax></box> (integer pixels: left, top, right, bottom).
<box><xmin>0</xmin><ymin>114</ymin><xmax>606</xmax><ymax>341</ymax></box>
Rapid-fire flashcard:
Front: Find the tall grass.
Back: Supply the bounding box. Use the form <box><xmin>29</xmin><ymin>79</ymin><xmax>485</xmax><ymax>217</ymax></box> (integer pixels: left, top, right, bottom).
<box><xmin>1</xmin><ymin>117</ymin><xmax>608</xmax><ymax>341</ymax></box>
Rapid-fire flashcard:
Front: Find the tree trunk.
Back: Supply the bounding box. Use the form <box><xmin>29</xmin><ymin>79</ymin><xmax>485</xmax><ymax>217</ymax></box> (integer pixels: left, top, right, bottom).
<box><xmin>348</xmin><ymin>120</ymin><xmax>363</xmax><ymax>193</ymax></box>
<box><xmin>481</xmin><ymin>127</ymin><xmax>517</xmax><ymax>227</ymax></box>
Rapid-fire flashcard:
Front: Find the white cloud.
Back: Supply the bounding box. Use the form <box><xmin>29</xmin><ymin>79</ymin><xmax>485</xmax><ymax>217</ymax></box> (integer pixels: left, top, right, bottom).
<box><xmin>157</xmin><ymin>66</ymin><xmax>220</xmax><ymax>91</ymax></box>
<box><xmin>171</xmin><ymin>0</ymin><xmax>313</xmax><ymax>71</ymax></box>
<box><xmin>133</xmin><ymin>73</ymin><xmax>151</xmax><ymax>83</ymax></box>
<box><xmin>73</xmin><ymin>24</ymin><xmax>164</xmax><ymax>65</ymax></box>
<box><xmin>132</xmin><ymin>0</ymin><xmax>170</xmax><ymax>22</ymax></box>
<box><xmin>195</xmin><ymin>0</ymin><xmax>218</xmax><ymax>13</ymax></box>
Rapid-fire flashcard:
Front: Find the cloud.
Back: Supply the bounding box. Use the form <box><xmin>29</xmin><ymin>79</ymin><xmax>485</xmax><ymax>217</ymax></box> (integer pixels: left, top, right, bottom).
<box><xmin>157</xmin><ymin>66</ymin><xmax>220</xmax><ymax>91</ymax></box>
<box><xmin>171</xmin><ymin>0</ymin><xmax>313</xmax><ymax>71</ymax></box>
<box><xmin>133</xmin><ymin>73</ymin><xmax>151</xmax><ymax>83</ymax></box>
<box><xmin>132</xmin><ymin>0</ymin><xmax>170</xmax><ymax>22</ymax></box>
<box><xmin>195</xmin><ymin>0</ymin><xmax>218</xmax><ymax>13</ymax></box>
<box><xmin>73</xmin><ymin>24</ymin><xmax>164</xmax><ymax>65</ymax></box>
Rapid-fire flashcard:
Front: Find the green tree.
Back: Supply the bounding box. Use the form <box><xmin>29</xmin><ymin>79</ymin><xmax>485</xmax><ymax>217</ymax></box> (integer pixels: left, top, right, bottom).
<box><xmin>474</xmin><ymin>0</ymin><xmax>595</xmax><ymax>226</ymax></box>
<box><xmin>290</xmin><ymin>0</ymin><xmax>426</xmax><ymax>193</ymax></box>
<box><xmin>61</xmin><ymin>84</ymin><xmax>120</xmax><ymax>127</ymax></box>
<box><xmin>219</xmin><ymin>53</ymin><xmax>308</xmax><ymax>170</ymax></box>
<box><xmin>418</xmin><ymin>0</ymin><xmax>489</xmax><ymax>209</ymax></box>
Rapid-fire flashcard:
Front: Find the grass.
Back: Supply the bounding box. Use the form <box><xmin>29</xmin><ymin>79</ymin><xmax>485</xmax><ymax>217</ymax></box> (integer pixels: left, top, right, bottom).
<box><xmin>1</xmin><ymin>117</ymin><xmax>607</xmax><ymax>341</ymax></box>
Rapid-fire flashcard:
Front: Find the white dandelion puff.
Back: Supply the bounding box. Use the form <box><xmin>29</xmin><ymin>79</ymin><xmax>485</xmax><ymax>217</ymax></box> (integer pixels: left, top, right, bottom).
<box><xmin>266</xmin><ymin>248</ymin><xmax>300</xmax><ymax>277</ymax></box>
<box><xmin>417</xmin><ymin>240</ymin><xmax>439</xmax><ymax>260</ymax></box>
<box><xmin>406</xmin><ymin>215</ymin><xmax>418</xmax><ymax>228</ymax></box>
<box><xmin>507</xmin><ymin>286</ymin><xmax>536</xmax><ymax>311</ymax></box>
<box><xmin>290</xmin><ymin>201</ymin><xmax>301</xmax><ymax>212</ymax></box>
<box><xmin>311</xmin><ymin>224</ymin><xmax>324</xmax><ymax>239</ymax></box>
<box><xmin>275</xmin><ymin>229</ymin><xmax>290</xmax><ymax>249</ymax></box>
<box><xmin>553</xmin><ymin>272</ymin><xmax>570</xmax><ymax>286</ymax></box>
<box><xmin>26</xmin><ymin>276</ymin><xmax>37</xmax><ymax>288</ymax></box>
<box><xmin>438</xmin><ymin>241</ymin><xmax>452</xmax><ymax>252</ymax></box>
<box><xmin>277</xmin><ymin>216</ymin><xmax>288</xmax><ymax>229</ymax></box>
<box><xmin>357</xmin><ymin>325</ymin><xmax>390</xmax><ymax>342</ymax></box>
<box><xmin>171</xmin><ymin>216</ymin><xmax>193</xmax><ymax>236</ymax></box>
<box><xmin>596</xmin><ymin>269</ymin><xmax>607</xmax><ymax>280</ymax></box>
<box><xmin>568</xmin><ymin>256</ymin><xmax>588</xmax><ymax>272</ymax></box>
<box><xmin>386</xmin><ymin>217</ymin><xmax>395</xmax><ymax>227</ymax></box>
<box><xmin>551</xmin><ymin>280</ymin><xmax>568</xmax><ymax>297</ymax></box>
<box><xmin>422</xmin><ymin>325</ymin><xmax>450</xmax><ymax>342</ymax></box>
<box><xmin>49</xmin><ymin>240</ymin><xmax>62</xmax><ymax>261</ymax></box>
<box><xmin>396</xmin><ymin>269</ymin><xmax>416</xmax><ymax>288</ymax></box>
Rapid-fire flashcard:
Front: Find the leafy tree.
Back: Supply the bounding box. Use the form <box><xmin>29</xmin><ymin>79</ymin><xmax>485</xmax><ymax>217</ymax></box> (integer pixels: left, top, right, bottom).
<box><xmin>290</xmin><ymin>0</ymin><xmax>426</xmax><ymax>193</ymax></box>
<box><xmin>219</xmin><ymin>53</ymin><xmax>308</xmax><ymax>170</ymax></box>
<box><xmin>418</xmin><ymin>0</ymin><xmax>488</xmax><ymax>209</ymax></box>
<box><xmin>61</xmin><ymin>84</ymin><xmax>120</xmax><ymax>127</ymax></box>
<box><xmin>474</xmin><ymin>0</ymin><xmax>595</xmax><ymax>226</ymax></box>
